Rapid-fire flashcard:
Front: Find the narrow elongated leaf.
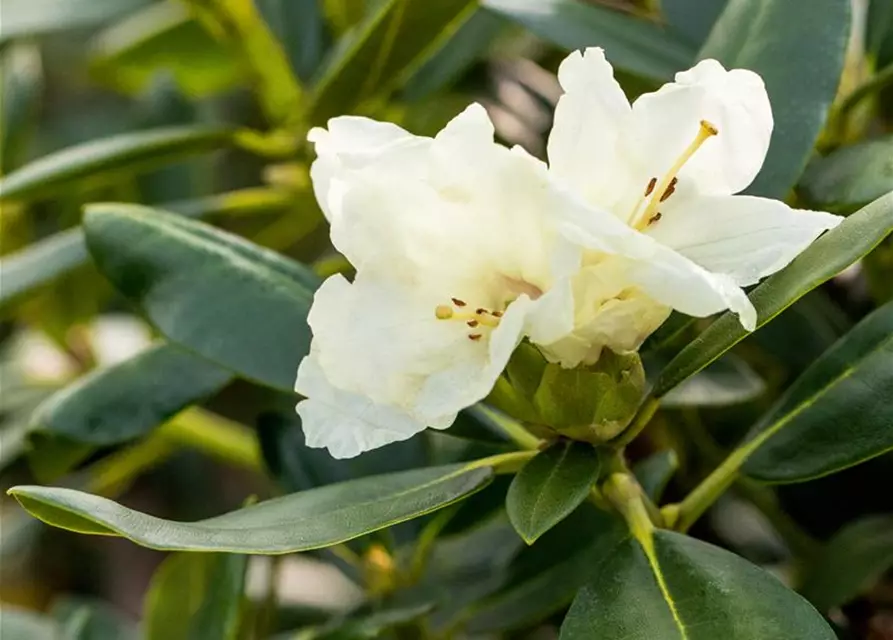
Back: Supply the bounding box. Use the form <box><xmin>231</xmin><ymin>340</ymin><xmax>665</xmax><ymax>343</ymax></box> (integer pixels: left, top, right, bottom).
<box><xmin>482</xmin><ymin>0</ymin><xmax>695</xmax><ymax>81</ymax></box>
<box><xmin>258</xmin><ymin>0</ymin><xmax>328</xmax><ymax>83</ymax></box>
<box><xmin>654</xmin><ymin>191</ymin><xmax>893</xmax><ymax>397</ymax></box>
<box><xmin>0</xmin><ymin>188</ymin><xmax>296</xmax><ymax>310</ymax></box>
<box><xmin>659</xmin><ymin>355</ymin><xmax>765</xmax><ymax>408</ymax></box>
<box><xmin>800</xmin><ymin>136</ymin><xmax>893</xmax><ymax>211</ymax></box>
<box><xmin>633</xmin><ymin>450</ymin><xmax>678</xmax><ymax>502</ymax></box>
<box><xmin>83</xmin><ymin>204</ymin><xmax>318</xmax><ymax>391</ymax></box>
<box><xmin>0</xmin><ymin>126</ymin><xmax>234</xmax><ymax>204</ymax></box>
<box><xmin>307</xmin><ymin>0</ymin><xmax>476</xmax><ymax>122</ymax></box>
<box><xmin>9</xmin><ymin>464</ymin><xmax>493</xmax><ymax>553</ymax></box>
<box><xmin>699</xmin><ymin>0</ymin><xmax>851</xmax><ymax>199</ymax></box>
<box><xmin>741</xmin><ymin>300</ymin><xmax>893</xmax><ymax>482</ymax></box>
<box><xmin>799</xmin><ymin>515</ymin><xmax>893</xmax><ymax>611</ymax></box>
<box><xmin>561</xmin><ymin>530</ymin><xmax>833</xmax><ymax>639</ymax></box>
<box><xmin>144</xmin><ymin>552</ymin><xmax>247</xmax><ymax>640</ymax></box>
<box><xmin>1</xmin><ymin>43</ymin><xmax>43</xmax><ymax>172</ymax></box>
<box><xmin>29</xmin><ymin>343</ymin><xmax>233</xmax><ymax>446</ymax></box>
<box><xmin>506</xmin><ymin>441</ymin><xmax>601</xmax><ymax>543</ymax></box>
<box><xmin>0</xmin><ymin>0</ymin><xmax>149</xmax><ymax>43</ymax></box>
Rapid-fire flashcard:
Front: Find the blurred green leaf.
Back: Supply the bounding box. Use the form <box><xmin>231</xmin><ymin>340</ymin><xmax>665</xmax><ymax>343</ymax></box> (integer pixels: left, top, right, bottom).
<box><xmin>83</xmin><ymin>204</ymin><xmax>318</xmax><ymax>391</ymax></box>
<box><xmin>323</xmin><ymin>0</ymin><xmax>367</xmax><ymax>35</ymax></box>
<box><xmin>0</xmin><ymin>606</ymin><xmax>57</xmax><ymax>640</ymax></box>
<box><xmin>742</xmin><ymin>300</ymin><xmax>893</xmax><ymax>482</ymax></box>
<box><xmin>144</xmin><ymin>552</ymin><xmax>247</xmax><ymax>640</ymax></box>
<box><xmin>800</xmin><ymin>136</ymin><xmax>893</xmax><ymax>212</ymax></box>
<box><xmin>50</xmin><ymin>596</ymin><xmax>138</xmax><ymax>640</ymax></box>
<box><xmin>654</xmin><ymin>191</ymin><xmax>893</xmax><ymax>397</ymax></box>
<box><xmin>0</xmin><ymin>0</ymin><xmax>149</xmax><ymax>43</ymax></box>
<box><xmin>89</xmin><ymin>2</ymin><xmax>247</xmax><ymax>98</ymax></box>
<box><xmin>659</xmin><ymin>355</ymin><xmax>765</xmax><ymax>408</ymax></box>
<box><xmin>506</xmin><ymin>440</ymin><xmax>600</xmax><ymax>544</ymax></box>
<box><xmin>29</xmin><ymin>343</ymin><xmax>233</xmax><ymax>446</ymax></box>
<box><xmin>0</xmin><ymin>126</ymin><xmax>235</xmax><ymax>204</ymax></box>
<box><xmin>1</xmin><ymin>43</ymin><xmax>43</xmax><ymax>172</ymax></box>
<box><xmin>699</xmin><ymin>0</ymin><xmax>851</xmax><ymax>199</ymax></box>
<box><xmin>258</xmin><ymin>0</ymin><xmax>329</xmax><ymax>83</ymax></box>
<box><xmin>297</xmin><ymin>605</ymin><xmax>433</xmax><ymax>640</ymax></box>
<box><xmin>633</xmin><ymin>450</ymin><xmax>679</xmax><ymax>502</ymax></box>
<box><xmin>308</xmin><ymin>0</ymin><xmax>477</xmax><ymax>123</ymax></box>
<box><xmin>9</xmin><ymin>464</ymin><xmax>494</xmax><ymax>552</ymax></box>
<box><xmin>868</xmin><ymin>0</ymin><xmax>893</xmax><ymax>61</ymax></box>
<box><xmin>662</xmin><ymin>0</ymin><xmax>728</xmax><ymax>47</ymax></box>
<box><xmin>560</xmin><ymin>531</ymin><xmax>834</xmax><ymax>639</ymax></box>
<box><xmin>0</xmin><ymin>188</ymin><xmax>296</xmax><ymax>311</ymax></box>
<box><xmin>482</xmin><ymin>0</ymin><xmax>695</xmax><ymax>81</ymax></box>
<box><xmin>799</xmin><ymin>515</ymin><xmax>893</xmax><ymax>611</ymax></box>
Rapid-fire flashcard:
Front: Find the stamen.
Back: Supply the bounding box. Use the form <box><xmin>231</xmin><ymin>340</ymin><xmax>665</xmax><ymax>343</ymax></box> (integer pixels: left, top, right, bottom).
<box><xmin>467</xmin><ymin>320</ymin><xmax>479</xmax><ymax>327</ymax></box>
<box><xmin>633</xmin><ymin>120</ymin><xmax>718</xmax><ymax>231</ymax></box>
<box><xmin>647</xmin><ymin>212</ymin><xmax>663</xmax><ymax>225</ymax></box>
<box><xmin>491</xmin><ymin>311</ymin><xmax>503</xmax><ymax>318</ymax></box>
<box><xmin>475</xmin><ymin>308</ymin><xmax>487</xmax><ymax>315</ymax></box>
<box><xmin>435</xmin><ymin>305</ymin><xmax>454</xmax><ymax>320</ymax></box>
<box><xmin>468</xmin><ymin>334</ymin><xmax>482</xmax><ymax>341</ymax></box>
<box><xmin>451</xmin><ymin>297</ymin><xmax>466</xmax><ymax>307</ymax></box>
<box><xmin>644</xmin><ymin>177</ymin><xmax>657</xmax><ymax>196</ymax></box>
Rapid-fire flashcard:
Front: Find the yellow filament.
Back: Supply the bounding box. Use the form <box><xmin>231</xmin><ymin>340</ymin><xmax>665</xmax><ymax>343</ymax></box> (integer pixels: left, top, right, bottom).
<box><xmin>633</xmin><ymin>120</ymin><xmax>718</xmax><ymax>231</ymax></box>
<box><xmin>434</xmin><ymin>304</ymin><xmax>501</xmax><ymax>327</ymax></box>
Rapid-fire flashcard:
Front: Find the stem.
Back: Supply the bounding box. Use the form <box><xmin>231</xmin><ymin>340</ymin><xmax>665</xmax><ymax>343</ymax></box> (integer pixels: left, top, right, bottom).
<box><xmin>603</xmin><ymin>473</ymin><xmax>654</xmax><ymax>542</ymax></box>
<box><xmin>476</xmin><ymin>405</ymin><xmax>542</xmax><ymax>450</ymax></box>
<box><xmin>669</xmin><ymin>445</ymin><xmax>749</xmax><ymax>532</ymax></box>
<box><xmin>84</xmin><ymin>434</ymin><xmax>176</xmax><ymax>496</ymax></box>
<box><xmin>610</xmin><ymin>396</ymin><xmax>660</xmax><ymax>449</ymax></box>
<box><xmin>837</xmin><ymin>62</ymin><xmax>893</xmax><ymax>122</ymax></box>
<box><xmin>465</xmin><ymin>449</ymin><xmax>538</xmax><ymax>474</ymax></box>
<box><xmin>156</xmin><ymin>408</ymin><xmax>263</xmax><ymax>472</ymax></box>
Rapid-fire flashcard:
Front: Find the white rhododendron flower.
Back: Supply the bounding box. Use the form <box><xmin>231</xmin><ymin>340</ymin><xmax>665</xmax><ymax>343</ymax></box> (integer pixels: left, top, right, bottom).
<box><xmin>539</xmin><ymin>47</ymin><xmax>842</xmax><ymax>366</ymax></box>
<box><xmin>296</xmin><ymin>105</ymin><xmax>592</xmax><ymax>458</ymax></box>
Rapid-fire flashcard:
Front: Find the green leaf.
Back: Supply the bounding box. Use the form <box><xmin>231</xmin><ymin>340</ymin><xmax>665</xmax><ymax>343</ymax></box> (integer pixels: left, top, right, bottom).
<box><xmin>740</xmin><ymin>300</ymin><xmax>893</xmax><ymax>482</ymax></box>
<box><xmin>89</xmin><ymin>2</ymin><xmax>247</xmax><ymax>98</ymax></box>
<box><xmin>506</xmin><ymin>441</ymin><xmax>601</xmax><ymax>544</ymax></box>
<box><xmin>560</xmin><ymin>530</ymin><xmax>834</xmax><ymax>639</ymax></box>
<box><xmin>9</xmin><ymin>464</ymin><xmax>493</xmax><ymax>553</ymax></box>
<box><xmin>659</xmin><ymin>355</ymin><xmax>765</xmax><ymax>408</ymax></box>
<box><xmin>654</xmin><ymin>191</ymin><xmax>893</xmax><ymax>397</ymax></box>
<box><xmin>144</xmin><ymin>552</ymin><xmax>247</xmax><ymax>640</ymax></box>
<box><xmin>0</xmin><ymin>188</ymin><xmax>296</xmax><ymax>310</ymax></box>
<box><xmin>633</xmin><ymin>450</ymin><xmax>679</xmax><ymax>502</ymax></box>
<box><xmin>50</xmin><ymin>597</ymin><xmax>138</xmax><ymax>640</ymax></box>
<box><xmin>29</xmin><ymin>343</ymin><xmax>232</xmax><ymax>446</ymax></box>
<box><xmin>0</xmin><ymin>605</ymin><xmax>57</xmax><ymax>640</ymax></box>
<box><xmin>482</xmin><ymin>0</ymin><xmax>696</xmax><ymax>81</ymax></box>
<box><xmin>307</xmin><ymin>0</ymin><xmax>477</xmax><ymax>123</ymax></box>
<box><xmin>698</xmin><ymin>0</ymin><xmax>851</xmax><ymax>199</ymax></box>
<box><xmin>258</xmin><ymin>0</ymin><xmax>329</xmax><ymax>83</ymax></box>
<box><xmin>83</xmin><ymin>204</ymin><xmax>318</xmax><ymax>391</ymax></box>
<box><xmin>799</xmin><ymin>515</ymin><xmax>893</xmax><ymax>611</ymax></box>
<box><xmin>298</xmin><ymin>605</ymin><xmax>433</xmax><ymax>640</ymax></box>
<box><xmin>1</xmin><ymin>43</ymin><xmax>43</xmax><ymax>172</ymax></box>
<box><xmin>800</xmin><ymin>135</ymin><xmax>893</xmax><ymax>212</ymax></box>
<box><xmin>0</xmin><ymin>0</ymin><xmax>149</xmax><ymax>43</ymax></box>
<box><xmin>662</xmin><ymin>0</ymin><xmax>728</xmax><ymax>47</ymax></box>
<box><xmin>0</xmin><ymin>126</ymin><xmax>235</xmax><ymax>204</ymax></box>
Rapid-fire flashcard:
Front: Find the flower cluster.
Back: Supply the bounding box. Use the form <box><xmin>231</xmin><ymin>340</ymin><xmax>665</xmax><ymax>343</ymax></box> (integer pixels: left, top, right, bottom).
<box><xmin>295</xmin><ymin>47</ymin><xmax>841</xmax><ymax>458</ymax></box>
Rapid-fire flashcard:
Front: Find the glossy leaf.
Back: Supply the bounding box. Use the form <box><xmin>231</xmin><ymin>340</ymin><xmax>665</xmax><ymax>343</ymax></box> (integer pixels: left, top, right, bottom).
<box><xmin>307</xmin><ymin>0</ymin><xmax>476</xmax><ymax>122</ymax></box>
<box><xmin>0</xmin><ymin>126</ymin><xmax>235</xmax><ymax>204</ymax></box>
<box><xmin>742</xmin><ymin>300</ymin><xmax>893</xmax><ymax>482</ymax></box>
<box><xmin>9</xmin><ymin>464</ymin><xmax>493</xmax><ymax>553</ymax></box>
<box><xmin>799</xmin><ymin>515</ymin><xmax>893</xmax><ymax>611</ymax></box>
<box><xmin>482</xmin><ymin>0</ymin><xmax>695</xmax><ymax>81</ymax></box>
<box><xmin>29</xmin><ymin>343</ymin><xmax>232</xmax><ymax>446</ymax></box>
<box><xmin>144</xmin><ymin>552</ymin><xmax>247</xmax><ymax>640</ymax></box>
<box><xmin>800</xmin><ymin>135</ymin><xmax>893</xmax><ymax>212</ymax></box>
<box><xmin>699</xmin><ymin>0</ymin><xmax>851</xmax><ymax>199</ymax></box>
<box><xmin>506</xmin><ymin>440</ymin><xmax>601</xmax><ymax>543</ymax></box>
<box><xmin>659</xmin><ymin>355</ymin><xmax>765</xmax><ymax>408</ymax></box>
<box><xmin>0</xmin><ymin>188</ymin><xmax>296</xmax><ymax>310</ymax></box>
<box><xmin>83</xmin><ymin>204</ymin><xmax>318</xmax><ymax>391</ymax></box>
<box><xmin>0</xmin><ymin>0</ymin><xmax>148</xmax><ymax>43</ymax></box>
<box><xmin>633</xmin><ymin>450</ymin><xmax>679</xmax><ymax>502</ymax></box>
<box><xmin>89</xmin><ymin>2</ymin><xmax>247</xmax><ymax>98</ymax></box>
<box><xmin>1</xmin><ymin>43</ymin><xmax>43</xmax><ymax>172</ymax></box>
<box><xmin>654</xmin><ymin>191</ymin><xmax>893</xmax><ymax>397</ymax></box>
<box><xmin>560</xmin><ymin>530</ymin><xmax>834</xmax><ymax>639</ymax></box>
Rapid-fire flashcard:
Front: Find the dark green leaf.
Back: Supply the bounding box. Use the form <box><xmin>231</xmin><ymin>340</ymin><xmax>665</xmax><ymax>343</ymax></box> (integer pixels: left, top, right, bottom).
<box><xmin>699</xmin><ymin>0</ymin><xmax>851</xmax><ymax>199</ymax></box>
<box><xmin>9</xmin><ymin>464</ymin><xmax>493</xmax><ymax>552</ymax></box>
<box><xmin>662</xmin><ymin>0</ymin><xmax>728</xmax><ymax>47</ymax></box>
<box><xmin>741</xmin><ymin>300</ymin><xmax>893</xmax><ymax>482</ymax></box>
<box><xmin>307</xmin><ymin>0</ymin><xmax>476</xmax><ymax>122</ymax></box>
<box><xmin>800</xmin><ymin>136</ymin><xmax>893</xmax><ymax>212</ymax></box>
<box><xmin>867</xmin><ymin>0</ymin><xmax>893</xmax><ymax>60</ymax></box>
<box><xmin>29</xmin><ymin>343</ymin><xmax>232</xmax><ymax>446</ymax></box>
<box><xmin>654</xmin><ymin>191</ymin><xmax>893</xmax><ymax>397</ymax></box>
<box><xmin>482</xmin><ymin>0</ymin><xmax>696</xmax><ymax>81</ymax></box>
<box><xmin>506</xmin><ymin>441</ymin><xmax>601</xmax><ymax>543</ymax></box>
<box><xmin>659</xmin><ymin>355</ymin><xmax>765</xmax><ymax>408</ymax></box>
<box><xmin>144</xmin><ymin>552</ymin><xmax>247</xmax><ymax>640</ymax></box>
<box><xmin>1</xmin><ymin>43</ymin><xmax>43</xmax><ymax>172</ymax></box>
<box><xmin>258</xmin><ymin>0</ymin><xmax>328</xmax><ymax>83</ymax></box>
<box><xmin>0</xmin><ymin>0</ymin><xmax>149</xmax><ymax>43</ymax></box>
<box><xmin>799</xmin><ymin>515</ymin><xmax>893</xmax><ymax>611</ymax></box>
<box><xmin>560</xmin><ymin>531</ymin><xmax>834</xmax><ymax>639</ymax></box>
<box><xmin>83</xmin><ymin>204</ymin><xmax>318</xmax><ymax>391</ymax></box>
<box><xmin>298</xmin><ymin>605</ymin><xmax>433</xmax><ymax>640</ymax></box>
<box><xmin>633</xmin><ymin>450</ymin><xmax>679</xmax><ymax>502</ymax></box>
<box><xmin>0</xmin><ymin>126</ymin><xmax>235</xmax><ymax>204</ymax></box>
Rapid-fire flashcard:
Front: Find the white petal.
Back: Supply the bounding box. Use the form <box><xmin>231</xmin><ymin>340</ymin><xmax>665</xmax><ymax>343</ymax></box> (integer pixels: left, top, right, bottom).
<box><xmin>625</xmin><ymin>59</ymin><xmax>773</xmax><ymax>196</ymax></box>
<box><xmin>647</xmin><ymin>195</ymin><xmax>842</xmax><ymax>286</ymax></box>
<box><xmin>547</xmin><ymin>48</ymin><xmax>633</xmax><ymax>214</ymax></box>
<box><xmin>295</xmin><ymin>355</ymin><xmax>445</xmax><ymax>459</ymax></box>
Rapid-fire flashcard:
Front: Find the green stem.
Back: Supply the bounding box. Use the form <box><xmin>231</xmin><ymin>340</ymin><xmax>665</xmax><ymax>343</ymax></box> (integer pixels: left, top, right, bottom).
<box><xmin>837</xmin><ymin>62</ymin><xmax>893</xmax><ymax>122</ymax></box>
<box><xmin>465</xmin><ymin>449</ymin><xmax>538</xmax><ymax>474</ymax></box>
<box><xmin>84</xmin><ymin>434</ymin><xmax>176</xmax><ymax>496</ymax></box>
<box><xmin>476</xmin><ymin>405</ymin><xmax>542</xmax><ymax>450</ymax></box>
<box><xmin>668</xmin><ymin>444</ymin><xmax>749</xmax><ymax>532</ymax></box>
<box><xmin>603</xmin><ymin>473</ymin><xmax>654</xmax><ymax>543</ymax></box>
<box><xmin>156</xmin><ymin>408</ymin><xmax>263</xmax><ymax>472</ymax></box>
<box><xmin>610</xmin><ymin>396</ymin><xmax>660</xmax><ymax>449</ymax></box>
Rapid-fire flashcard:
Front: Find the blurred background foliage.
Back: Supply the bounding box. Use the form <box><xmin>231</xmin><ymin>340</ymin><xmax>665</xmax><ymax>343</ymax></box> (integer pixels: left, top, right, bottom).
<box><xmin>0</xmin><ymin>0</ymin><xmax>892</xmax><ymax>638</ymax></box>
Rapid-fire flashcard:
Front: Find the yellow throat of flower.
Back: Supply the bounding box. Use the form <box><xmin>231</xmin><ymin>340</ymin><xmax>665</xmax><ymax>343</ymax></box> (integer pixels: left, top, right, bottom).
<box><xmin>435</xmin><ymin>298</ymin><xmax>503</xmax><ymax>341</ymax></box>
<box><xmin>631</xmin><ymin>119</ymin><xmax>719</xmax><ymax>231</ymax></box>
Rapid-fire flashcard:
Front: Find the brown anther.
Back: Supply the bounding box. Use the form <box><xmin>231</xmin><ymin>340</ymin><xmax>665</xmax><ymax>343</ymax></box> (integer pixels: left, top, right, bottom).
<box><xmin>648</xmin><ymin>212</ymin><xmax>663</xmax><ymax>225</ymax></box>
<box><xmin>467</xmin><ymin>320</ymin><xmax>479</xmax><ymax>328</ymax></box>
<box><xmin>475</xmin><ymin>308</ymin><xmax>487</xmax><ymax>315</ymax></box>
<box><xmin>659</xmin><ymin>181</ymin><xmax>677</xmax><ymax>202</ymax></box>
<box><xmin>491</xmin><ymin>311</ymin><xmax>504</xmax><ymax>318</ymax></box>
<box><xmin>644</xmin><ymin>177</ymin><xmax>657</xmax><ymax>196</ymax></box>
<box><xmin>451</xmin><ymin>297</ymin><xmax>466</xmax><ymax>307</ymax></box>
<box><xmin>468</xmin><ymin>333</ymin><xmax>483</xmax><ymax>341</ymax></box>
